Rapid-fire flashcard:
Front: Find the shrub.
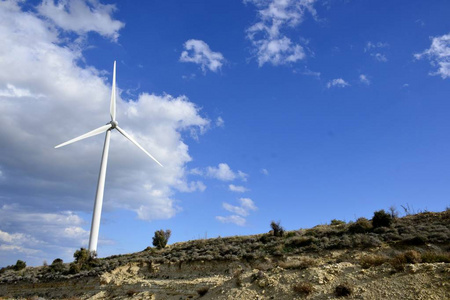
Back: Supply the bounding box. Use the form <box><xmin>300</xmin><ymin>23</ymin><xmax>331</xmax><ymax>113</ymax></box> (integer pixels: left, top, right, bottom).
<box><xmin>152</xmin><ymin>229</ymin><xmax>171</xmax><ymax>249</ymax></box>
<box><xmin>331</xmin><ymin>219</ymin><xmax>346</xmax><ymax>226</ymax></box>
<box><xmin>74</xmin><ymin>248</ymin><xmax>91</xmax><ymax>265</ymax></box>
<box><xmin>372</xmin><ymin>210</ymin><xmax>393</xmax><ymax>228</ymax></box>
<box><xmin>233</xmin><ymin>269</ymin><xmax>243</xmax><ymax>287</ymax></box>
<box><xmin>68</xmin><ymin>262</ymin><xmax>81</xmax><ymax>274</ymax></box>
<box><xmin>402</xmin><ymin>235</ymin><xmax>427</xmax><ymax>246</ymax></box>
<box><xmin>292</xmin><ymin>282</ymin><xmax>314</xmax><ymax>296</ymax></box>
<box><xmin>72</xmin><ymin>248</ymin><xmax>98</xmax><ymax>271</ymax></box>
<box><xmin>279</xmin><ymin>257</ymin><xmax>317</xmax><ymax>270</ymax></box>
<box><xmin>390</xmin><ymin>253</ymin><xmax>406</xmax><ymax>272</ymax></box>
<box><xmin>197</xmin><ymin>287</ymin><xmax>209</xmax><ymax>297</ymax></box>
<box><xmin>335</xmin><ymin>283</ymin><xmax>352</xmax><ymax>297</ymax></box>
<box><xmin>13</xmin><ymin>260</ymin><xmax>26</xmax><ymax>271</ymax></box>
<box><xmin>348</xmin><ymin>218</ymin><xmax>372</xmax><ymax>234</ymax></box>
<box><xmin>403</xmin><ymin>250</ymin><xmax>421</xmax><ymax>264</ymax></box>
<box><xmin>50</xmin><ymin>258</ymin><xmax>65</xmax><ymax>273</ymax></box>
<box><xmin>270</xmin><ymin>221</ymin><xmax>285</xmax><ymax>237</ymax></box>
<box><xmin>360</xmin><ymin>255</ymin><xmax>388</xmax><ymax>269</ymax></box>
<box><xmin>251</xmin><ymin>270</ymin><xmax>265</xmax><ymax>282</ymax></box>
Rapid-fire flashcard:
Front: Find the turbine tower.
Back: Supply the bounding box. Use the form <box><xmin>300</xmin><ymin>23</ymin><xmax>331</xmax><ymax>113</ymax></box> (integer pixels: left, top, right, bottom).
<box><xmin>55</xmin><ymin>61</ymin><xmax>163</xmax><ymax>253</ymax></box>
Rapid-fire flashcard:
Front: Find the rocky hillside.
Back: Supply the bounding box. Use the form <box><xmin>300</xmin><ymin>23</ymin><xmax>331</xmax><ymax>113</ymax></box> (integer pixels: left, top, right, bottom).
<box><xmin>0</xmin><ymin>210</ymin><xmax>449</xmax><ymax>299</ymax></box>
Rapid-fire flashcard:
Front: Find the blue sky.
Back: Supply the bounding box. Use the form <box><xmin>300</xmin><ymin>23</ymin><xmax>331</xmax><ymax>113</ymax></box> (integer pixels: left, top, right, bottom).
<box><xmin>0</xmin><ymin>0</ymin><xmax>449</xmax><ymax>266</ymax></box>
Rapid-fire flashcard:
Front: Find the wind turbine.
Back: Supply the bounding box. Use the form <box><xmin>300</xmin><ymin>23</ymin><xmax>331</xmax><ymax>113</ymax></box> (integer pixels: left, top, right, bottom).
<box><xmin>55</xmin><ymin>61</ymin><xmax>163</xmax><ymax>254</ymax></box>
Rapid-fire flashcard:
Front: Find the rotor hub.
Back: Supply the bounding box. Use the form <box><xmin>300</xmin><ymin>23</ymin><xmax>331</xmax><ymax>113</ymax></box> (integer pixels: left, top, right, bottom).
<box><xmin>110</xmin><ymin>120</ymin><xmax>118</xmax><ymax>128</ymax></box>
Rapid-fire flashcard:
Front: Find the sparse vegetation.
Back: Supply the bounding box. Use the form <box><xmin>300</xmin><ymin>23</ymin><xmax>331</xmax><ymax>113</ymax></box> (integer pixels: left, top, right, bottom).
<box><xmin>0</xmin><ymin>209</ymin><xmax>448</xmax><ymax>300</ymax></box>
<box><xmin>152</xmin><ymin>229</ymin><xmax>172</xmax><ymax>249</ymax></box>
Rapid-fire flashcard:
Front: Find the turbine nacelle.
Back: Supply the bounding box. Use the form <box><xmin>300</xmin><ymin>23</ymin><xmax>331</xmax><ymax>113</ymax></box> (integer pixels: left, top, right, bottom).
<box><xmin>110</xmin><ymin>120</ymin><xmax>118</xmax><ymax>128</ymax></box>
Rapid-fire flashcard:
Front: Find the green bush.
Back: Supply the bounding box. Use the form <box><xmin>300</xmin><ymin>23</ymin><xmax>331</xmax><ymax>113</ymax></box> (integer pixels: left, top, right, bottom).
<box><xmin>372</xmin><ymin>210</ymin><xmax>393</xmax><ymax>228</ymax></box>
<box><xmin>270</xmin><ymin>221</ymin><xmax>285</xmax><ymax>237</ymax></box>
<box><xmin>152</xmin><ymin>229</ymin><xmax>171</xmax><ymax>249</ymax></box>
<box><xmin>68</xmin><ymin>262</ymin><xmax>81</xmax><ymax>274</ymax></box>
<box><xmin>74</xmin><ymin>248</ymin><xmax>91</xmax><ymax>264</ymax></box>
<box><xmin>72</xmin><ymin>248</ymin><xmax>98</xmax><ymax>272</ymax></box>
<box><xmin>50</xmin><ymin>258</ymin><xmax>65</xmax><ymax>273</ymax></box>
<box><xmin>348</xmin><ymin>218</ymin><xmax>372</xmax><ymax>234</ymax></box>
<box><xmin>331</xmin><ymin>219</ymin><xmax>346</xmax><ymax>226</ymax></box>
<box><xmin>14</xmin><ymin>260</ymin><xmax>26</xmax><ymax>271</ymax></box>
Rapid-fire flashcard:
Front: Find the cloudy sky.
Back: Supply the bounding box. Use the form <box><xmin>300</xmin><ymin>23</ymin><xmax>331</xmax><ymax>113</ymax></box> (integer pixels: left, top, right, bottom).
<box><xmin>1</xmin><ymin>0</ymin><xmax>449</xmax><ymax>266</ymax></box>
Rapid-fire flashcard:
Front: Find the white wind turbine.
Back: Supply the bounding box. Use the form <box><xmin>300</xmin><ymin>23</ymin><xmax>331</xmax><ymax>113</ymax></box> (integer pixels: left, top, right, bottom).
<box><xmin>55</xmin><ymin>61</ymin><xmax>163</xmax><ymax>253</ymax></box>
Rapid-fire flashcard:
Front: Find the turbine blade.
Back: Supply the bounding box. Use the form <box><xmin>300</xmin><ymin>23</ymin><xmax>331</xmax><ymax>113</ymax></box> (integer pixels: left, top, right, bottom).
<box><xmin>55</xmin><ymin>124</ymin><xmax>111</xmax><ymax>148</ymax></box>
<box><xmin>110</xmin><ymin>61</ymin><xmax>116</xmax><ymax>121</ymax></box>
<box><xmin>115</xmin><ymin>126</ymin><xmax>163</xmax><ymax>167</ymax></box>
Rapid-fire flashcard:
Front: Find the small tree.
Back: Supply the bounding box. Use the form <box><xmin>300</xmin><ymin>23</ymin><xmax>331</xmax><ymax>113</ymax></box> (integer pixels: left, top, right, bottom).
<box><xmin>152</xmin><ymin>229</ymin><xmax>171</xmax><ymax>249</ymax></box>
<box><xmin>50</xmin><ymin>258</ymin><xmax>65</xmax><ymax>273</ymax></box>
<box><xmin>13</xmin><ymin>260</ymin><xmax>26</xmax><ymax>271</ymax></box>
<box><xmin>372</xmin><ymin>210</ymin><xmax>393</xmax><ymax>228</ymax></box>
<box><xmin>270</xmin><ymin>221</ymin><xmax>285</xmax><ymax>237</ymax></box>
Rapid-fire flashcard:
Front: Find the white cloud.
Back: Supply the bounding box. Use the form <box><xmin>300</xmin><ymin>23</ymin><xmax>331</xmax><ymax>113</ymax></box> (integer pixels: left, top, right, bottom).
<box><xmin>364</xmin><ymin>41</ymin><xmax>389</xmax><ymax>62</ymax></box>
<box><xmin>0</xmin><ymin>84</ymin><xmax>44</xmax><ymax>98</ymax></box>
<box><xmin>216</xmin><ymin>215</ymin><xmax>246</xmax><ymax>226</ymax></box>
<box><xmin>180</xmin><ymin>39</ymin><xmax>225</xmax><ymax>73</ymax></box>
<box><xmin>240</xmin><ymin>198</ymin><xmax>257</xmax><ymax>211</ymax></box>
<box><xmin>229</xmin><ymin>184</ymin><xmax>249</xmax><ymax>193</ymax></box>
<box><xmin>38</xmin><ymin>0</ymin><xmax>125</xmax><ymax>41</ymax></box>
<box><xmin>326</xmin><ymin>78</ymin><xmax>349</xmax><ymax>88</ymax></box>
<box><xmin>0</xmin><ymin>0</ymin><xmax>209</xmax><ymax>265</ymax></box>
<box><xmin>359</xmin><ymin>74</ymin><xmax>370</xmax><ymax>85</ymax></box>
<box><xmin>372</xmin><ymin>53</ymin><xmax>387</xmax><ymax>62</ymax></box>
<box><xmin>261</xmin><ymin>168</ymin><xmax>269</xmax><ymax>175</ymax></box>
<box><xmin>216</xmin><ymin>116</ymin><xmax>225</xmax><ymax>127</ymax></box>
<box><xmin>415</xmin><ymin>33</ymin><xmax>450</xmax><ymax>79</ymax></box>
<box><xmin>206</xmin><ymin>163</ymin><xmax>247</xmax><ymax>181</ymax></box>
<box><xmin>223</xmin><ymin>203</ymin><xmax>249</xmax><ymax>216</ymax></box>
<box><xmin>237</xmin><ymin>170</ymin><xmax>249</xmax><ymax>182</ymax></box>
<box><xmin>300</xmin><ymin>68</ymin><xmax>321</xmax><ymax>78</ymax></box>
<box><xmin>364</xmin><ymin>41</ymin><xmax>389</xmax><ymax>52</ymax></box>
<box><xmin>245</xmin><ymin>0</ymin><xmax>318</xmax><ymax>66</ymax></box>
<box><xmin>207</xmin><ymin>163</ymin><xmax>236</xmax><ymax>181</ymax></box>
<box><xmin>219</xmin><ymin>198</ymin><xmax>257</xmax><ymax>226</ymax></box>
